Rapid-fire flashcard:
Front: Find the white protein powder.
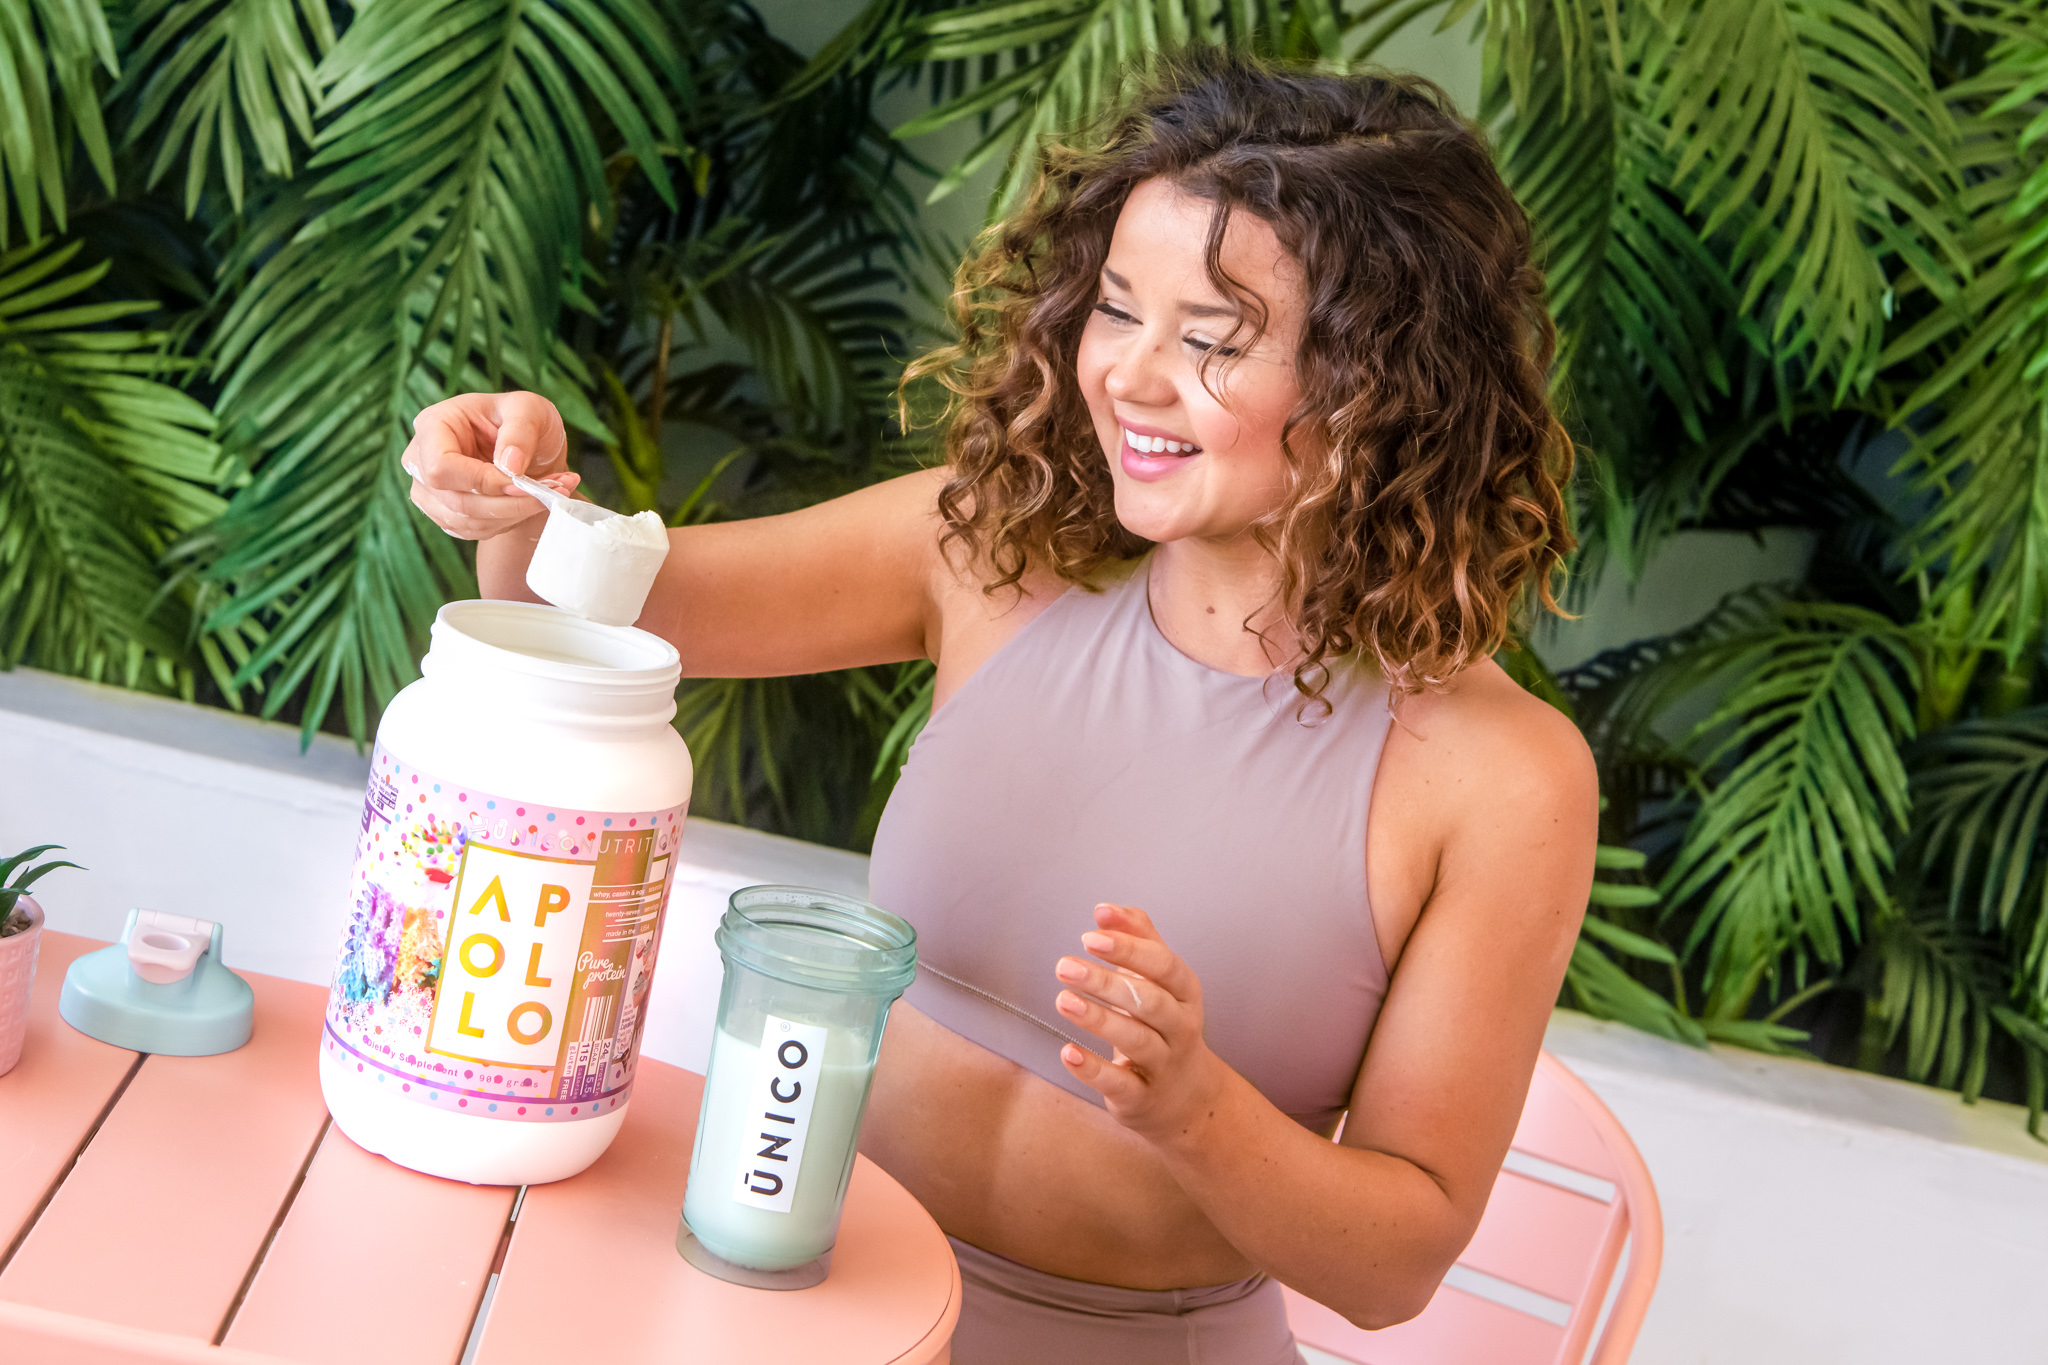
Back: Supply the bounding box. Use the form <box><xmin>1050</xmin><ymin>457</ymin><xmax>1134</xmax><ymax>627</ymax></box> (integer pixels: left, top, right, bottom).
<box><xmin>525</xmin><ymin>504</ymin><xmax>670</xmax><ymax>627</ymax></box>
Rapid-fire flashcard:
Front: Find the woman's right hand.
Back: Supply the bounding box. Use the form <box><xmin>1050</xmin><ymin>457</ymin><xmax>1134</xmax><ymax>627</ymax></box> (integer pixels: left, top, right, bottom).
<box><xmin>403</xmin><ymin>391</ymin><xmax>581</xmax><ymax>541</ymax></box>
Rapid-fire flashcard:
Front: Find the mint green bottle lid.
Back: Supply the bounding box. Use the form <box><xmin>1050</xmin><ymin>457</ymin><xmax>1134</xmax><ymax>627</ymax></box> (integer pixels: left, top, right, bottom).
<box><xmin>59</xmin><ymin>908</ymin><xmax>254</xmax><ymax>1056</ymax></box>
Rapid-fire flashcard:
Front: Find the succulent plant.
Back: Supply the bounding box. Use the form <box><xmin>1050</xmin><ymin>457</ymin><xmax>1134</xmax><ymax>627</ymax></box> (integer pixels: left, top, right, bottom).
<box><xmin>1</xmin><ymin>846</ymin><xmax>80</xmax><ymax>938</ymax></box>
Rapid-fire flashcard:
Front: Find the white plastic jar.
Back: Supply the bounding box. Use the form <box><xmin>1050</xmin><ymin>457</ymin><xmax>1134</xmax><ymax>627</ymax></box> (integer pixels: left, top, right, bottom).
<box><xmin>319</xmin><ymin>600</ymin><xmax>693</xmax><ymax>1184</ymax></box>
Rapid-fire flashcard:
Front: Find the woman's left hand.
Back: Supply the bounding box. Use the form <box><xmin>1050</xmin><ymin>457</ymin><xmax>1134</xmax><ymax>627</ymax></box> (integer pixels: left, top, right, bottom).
<box><xmin>1055</xmin><ymin>903</ymin><xmax>1230</xmax><ymax>1142</ymax></box>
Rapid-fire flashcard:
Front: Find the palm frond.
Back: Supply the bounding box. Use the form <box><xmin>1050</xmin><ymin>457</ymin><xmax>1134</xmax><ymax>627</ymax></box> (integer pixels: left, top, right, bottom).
<box><xmin>698</xmin><ymin>222</ymin><xmax>912</xmax><ymax>438</ymax></box>
<box><xmin>1567</xmin><ymin>842</ymin><xmax>1712</xmax><ymax>1045</ymax></box>
<box><xmin>1564</xmin><ymin>931</ymin><xmax>1707</xmax><ymax>1045</ymax></box>
<box><xmin>0</xmin><ymin>237</ymin><xmax>223</xmax><ymax>687</ymax></box>
<box><xmin>904</xmin><ymin>0</ymin><xmax>1215</xmax><ymax>207</ymax></box>
<box><xmin>197</xmin><ymin>241</ymin><xmax>599</xmax><ymax>738</ymax></box>
<box><xmin>870</xmin><ymin>660</ymin><xmax>935</xmax><ymax>781</ymax></box>
<box><xmin>300</xmin><ymin>0</ymin><xmax>683</xmax><ymax>379</ymax></box>
<box><xmin>1866</xmin><ymin>901</ymin><xmax>2043</xmax><ymax>1107</ymax></box>
<box><xmin>1416</xmin><ymin>0</ymin><xmax>1624</xmax><ymax>119</ymax></box>
<box><xmin>194</xmin><ymin>0</ymin><xmax>687</xmax><ymax>742</ymax></box>
<box><xmin>1882</xmin><ymin>4</ymin><xmax>2048</xmax><ymax>662</ymax></box>
<box><xmin>597</xmin><ymin>212</ymin><xmax>921</xmax><ymax>519</ymax></box>
<box><xmin>1909</xmin><ymin>704</ymin><xmax>2048</xmax><ymax>1007</ymax></box>
<box><xmin>592</xmin><ymin>8</ymin><xmax>941</xmax><ymax>483</ymax></box>
<box><xmin>832</xmin><ymin>0</ymin><xmax>1341</xmax><ymax>210</ymax></box>
<box><xmin>674</xmin><ymin>663</ymin><xmax>929</xmax><ymax>850</ymax></box>
<box><xmin>1643</xmin><ymin>0</ymin><xmax>1960</xmax><ymax>390</ymax></box>
<box><xmin>1560</xmin><ymin>584</ymin><xmax>1783</xmax><ymax>785</ymax></box>
<box><xmin>1480</xmin><ymin>0</ymin><xmax>1741</xmax><ymax>583</ymax></box>
<box><xmin>729</xmin><ymin>16</ymin><xmax>932</xmax><ymax>251</ymax></box>
<box><xmin>1481</xmin><ymin>0</ymin><xmax>1624</xmax><ymax>386</ymax></box>
<box><xmin>610</xmin><ymin>204</ymin><xmax>918</xmax><ymax>449</ymax></box>
<box><xmin>1661</xmin><ymin>598</ymin><xmax>1919</xmax><ymax>1015</ymax></box>
<box><xmin>0</xmin><ymin>0</ymin><xmax>119</xmax><ymax>246</ymax></box>
<box><xmin>118</xmin><ymin>0</ymin><xmax>337</xmax><ymax>213</ymax></box>
<box><xmin>1497</xmin><ymin>632</ymin><xmax>1725</xmax><ymax>1046</ymax></box>
<box><xmin>1700</xmin><ymin>1013</ymin><xmax>1816</xmax><ymax>1054</ymax></box>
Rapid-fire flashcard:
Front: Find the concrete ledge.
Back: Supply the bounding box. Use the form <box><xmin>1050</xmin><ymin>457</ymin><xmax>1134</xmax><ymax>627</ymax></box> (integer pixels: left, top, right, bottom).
<box><xmin>1544</xmin><ymin>1011</ymin><xmax>2048</xmax><ymax>1363</ymax></box>
<box><xmin>0</xmin><ymin>664</ymin><xmax>375</xmax><ymax>791</ymax></box>
<box><xmin>5</xmin><ymin>665</ymin><xmax>2042</xmax><ymax>1361</ymax></box>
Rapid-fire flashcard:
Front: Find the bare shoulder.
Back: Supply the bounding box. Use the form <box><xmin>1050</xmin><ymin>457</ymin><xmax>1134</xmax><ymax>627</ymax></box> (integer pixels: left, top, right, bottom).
<box><xmin>912</xmin><ymin>466</ymin><xmax>1074</xmax><ymax>702</ymax></box>
<box><xmin>1370</xmin><ymin>655</ymin><xmax>1597</xmax><ymax>949</ymax></box>
<box><xmin>1344</xmin><ymin>659</ymin><xmax>1598</xmax><ymax>1177</ymax></box>
<box><xmin>1386</xmin><ymin>657</ymin><xmax>1596</xmax><ymax>814</ymax></box>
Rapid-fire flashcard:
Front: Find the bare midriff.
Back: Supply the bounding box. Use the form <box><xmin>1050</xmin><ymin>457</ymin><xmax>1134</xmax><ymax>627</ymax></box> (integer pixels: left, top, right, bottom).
<box><xmin>858</xmin><ymin>1004</ymin><xmax>1260</xmax><ymax>1290</ymax></box>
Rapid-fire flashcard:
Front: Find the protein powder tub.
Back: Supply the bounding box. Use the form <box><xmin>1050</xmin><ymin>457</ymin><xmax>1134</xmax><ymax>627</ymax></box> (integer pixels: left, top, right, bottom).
<box><xmin>319</xmin><ymin>600</ymin><xmax>693</xmax><ymax>1184</ymax></box>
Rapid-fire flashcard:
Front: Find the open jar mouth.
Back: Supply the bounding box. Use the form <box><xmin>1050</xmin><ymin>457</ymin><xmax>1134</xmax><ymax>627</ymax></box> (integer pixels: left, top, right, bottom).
<box><xmin>432</xmin><ymin>600</ymin><xmax>679</xmax><ymax>682</ymax></box>
<box><xmin>716</xmin><ymin>886</ymin><xmax>917</xmax><ymax>995</ymax></box>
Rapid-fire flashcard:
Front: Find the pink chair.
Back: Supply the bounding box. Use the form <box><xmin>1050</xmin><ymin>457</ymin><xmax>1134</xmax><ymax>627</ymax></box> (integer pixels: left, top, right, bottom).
<box><xmin>1286</xmin><ymin>1051</ymin><xmax>1662</xmax><ymax>1365</ymax></box>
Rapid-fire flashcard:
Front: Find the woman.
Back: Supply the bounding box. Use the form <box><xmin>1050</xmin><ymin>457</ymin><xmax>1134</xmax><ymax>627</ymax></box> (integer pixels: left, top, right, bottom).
<box><xmin>405</xmin><ymin>54</ymin><xmax>1596</xmax><ymax>1364</ymax></box>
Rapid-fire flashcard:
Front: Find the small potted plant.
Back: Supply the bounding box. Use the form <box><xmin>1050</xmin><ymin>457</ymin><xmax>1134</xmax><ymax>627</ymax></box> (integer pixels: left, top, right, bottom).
<box><xmin>1</xmin><ymin>845</ymin><xmax>80</xmax><ymax>1077</ymax></box>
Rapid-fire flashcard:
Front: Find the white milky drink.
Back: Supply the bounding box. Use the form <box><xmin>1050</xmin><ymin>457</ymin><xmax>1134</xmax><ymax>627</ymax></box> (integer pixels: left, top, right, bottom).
<box><xmin>683</xmin><ymin>1021</ymin><xmax>877</xmax><ymax>1270</ymax></box>
<box><xmin>677</xmin><ymin>886</ymin><xmax>916</xmax><ymax>1284</ymax></box>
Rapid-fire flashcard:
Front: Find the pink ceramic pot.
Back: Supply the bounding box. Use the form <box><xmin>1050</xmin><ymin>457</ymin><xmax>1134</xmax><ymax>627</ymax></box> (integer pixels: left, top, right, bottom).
<box><xmin>0</xmin><ymin>894</ymin><xmax>44</xmax><ymax>1077</ymax></box>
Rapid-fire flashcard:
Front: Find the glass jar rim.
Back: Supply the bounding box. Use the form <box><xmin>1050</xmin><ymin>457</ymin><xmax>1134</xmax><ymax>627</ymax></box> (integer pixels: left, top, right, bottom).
<box><xmin>716</xmin><ymin>885</ymin><xmax>917</xmax><ymax>995</ymax></box>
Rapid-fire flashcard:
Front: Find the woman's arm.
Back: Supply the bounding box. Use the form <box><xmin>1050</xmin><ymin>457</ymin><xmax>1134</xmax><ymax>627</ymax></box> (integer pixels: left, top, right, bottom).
<box><xmin>1052</xmin><ymin>667</ymin><xmax>1597</xmax><ymax>1327</ymax></box>
<box><xmin>403</xmin><ymin>392</ymin><xmax>946</xmax><ymax>678</ymax></box>
<box><xmin>636</xmin><ymin>472</ymin><xmax>945</xmax><ymax>678</ymax></box>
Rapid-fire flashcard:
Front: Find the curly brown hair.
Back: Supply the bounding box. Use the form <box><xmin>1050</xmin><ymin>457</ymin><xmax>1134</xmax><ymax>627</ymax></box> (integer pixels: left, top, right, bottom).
<box><xmin>907</xmin><ymin>51</ymin><xmax>1573</xmax><ymax>700</ymax></box>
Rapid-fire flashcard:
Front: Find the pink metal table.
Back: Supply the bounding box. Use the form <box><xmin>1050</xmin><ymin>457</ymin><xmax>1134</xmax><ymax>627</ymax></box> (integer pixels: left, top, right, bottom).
<box><xmin>0</xmin><ymin>932</ymin><xmax>959</xmax><ymax>1364</ymax></box>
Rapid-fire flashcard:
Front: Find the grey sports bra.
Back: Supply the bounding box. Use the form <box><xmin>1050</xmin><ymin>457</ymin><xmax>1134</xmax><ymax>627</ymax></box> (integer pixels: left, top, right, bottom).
<box><xmin>868</xmin><ymin>555</ymin><xmax>1395</xmax><ymax>1132</ymax></box>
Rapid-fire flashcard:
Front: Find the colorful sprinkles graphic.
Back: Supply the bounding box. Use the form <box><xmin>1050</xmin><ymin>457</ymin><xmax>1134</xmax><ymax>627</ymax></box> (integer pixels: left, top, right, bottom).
<box><xmin>325</xmin><ymin>746</ymin><xmax>684</xmax><ymax>1123</ymax></box>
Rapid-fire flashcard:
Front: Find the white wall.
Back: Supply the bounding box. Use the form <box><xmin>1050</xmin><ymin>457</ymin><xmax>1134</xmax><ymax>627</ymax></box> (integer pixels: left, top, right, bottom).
<box><xmin>1542</xmin><ymin>1012</ymin><xmax>2048</xmax><ymax>1365</ymax></box>
<box><xmin>6</xmin><ymin>666</ymin><xmax>2045</xmax><ymax>1363</ymax></box>
<box><xmin>1534</xmin><ymin>528</ymin><xmax>1816</xmax><ymax>672</ymax></box>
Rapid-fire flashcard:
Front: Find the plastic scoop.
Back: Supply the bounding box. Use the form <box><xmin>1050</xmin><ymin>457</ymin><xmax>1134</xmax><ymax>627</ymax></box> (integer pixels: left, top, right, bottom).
<box><xmin>496</xmin><ymin>459</ymin><xmax>670</xmax><ymax>628</ymax></box>
<box><xmin>498</xmin><ymin>463</ymin><xmax>575</xmax><ymax>512</ymax></box>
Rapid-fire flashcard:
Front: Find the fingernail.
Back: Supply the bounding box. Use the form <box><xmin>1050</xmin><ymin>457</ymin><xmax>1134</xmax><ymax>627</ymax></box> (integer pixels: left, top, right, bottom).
<box><xmin>1056</xmin><ymin>991</ymin><xmax>1083</xmax><ymax>1016</ymax></box>
<box><xmin>1062</xmin><ymin>1045</ymin><xmax>1085</xmax><ymax>1067</ymax></box>
<box><xmin>1056</xmin><ymin>957</ymin><xmax>1086</xmax><ymax>982</ymax></box>
<box><xmin>1082</xmin><ymin>932</ymin><xmax>1113</xmax><ymax>955</ymax></box>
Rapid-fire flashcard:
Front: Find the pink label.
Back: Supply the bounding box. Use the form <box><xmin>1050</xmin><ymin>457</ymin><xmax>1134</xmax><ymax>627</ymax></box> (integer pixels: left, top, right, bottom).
<box><xmin>324</xmin><ymin>745</ymin><xmax>686</xmax><ymax>1122</ymax></box>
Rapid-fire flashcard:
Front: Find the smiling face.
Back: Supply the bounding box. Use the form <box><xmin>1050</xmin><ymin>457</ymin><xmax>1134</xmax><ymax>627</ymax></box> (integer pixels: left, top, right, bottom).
<box><xmin>1075</xmin><ymin>177</ymin><xmax>1306</xmax><ymax>548</ymax></box>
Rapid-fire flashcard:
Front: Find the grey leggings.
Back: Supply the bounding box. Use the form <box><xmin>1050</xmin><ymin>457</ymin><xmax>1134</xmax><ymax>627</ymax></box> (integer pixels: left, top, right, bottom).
<box><xmin>948</xmin><ymin>1237</ymin><xmax>1308</xmax><ymax>1365</ymax></box>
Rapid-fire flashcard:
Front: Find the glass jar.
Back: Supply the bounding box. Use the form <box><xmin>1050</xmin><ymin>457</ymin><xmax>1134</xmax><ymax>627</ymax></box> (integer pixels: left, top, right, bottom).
<box><xmin>678</xmin><ymin>886</ymin><xmax>917</xmax><ymax>1288</ymax></box>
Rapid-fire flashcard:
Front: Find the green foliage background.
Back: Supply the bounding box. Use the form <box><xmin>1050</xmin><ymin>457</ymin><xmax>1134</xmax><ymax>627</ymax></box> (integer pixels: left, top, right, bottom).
<box><xmin>3</xmin><ymin>0</ymin><xmax>2048</xmax><ymax>1125</ymax></box>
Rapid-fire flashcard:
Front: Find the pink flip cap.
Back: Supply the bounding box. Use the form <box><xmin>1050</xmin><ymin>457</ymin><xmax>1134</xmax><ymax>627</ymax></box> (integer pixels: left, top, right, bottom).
<box><xmin>126</xmin><ymin>911</ymin><xmax>213</xmax><ymax>985</ymax></box>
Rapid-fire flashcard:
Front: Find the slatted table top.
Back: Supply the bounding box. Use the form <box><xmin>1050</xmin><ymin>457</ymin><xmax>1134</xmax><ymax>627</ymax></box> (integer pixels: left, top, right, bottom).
<box><xmin>0</xmin><ymin>932</ymin><xmax>959</xmax><ymax>1365</ymax></box>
